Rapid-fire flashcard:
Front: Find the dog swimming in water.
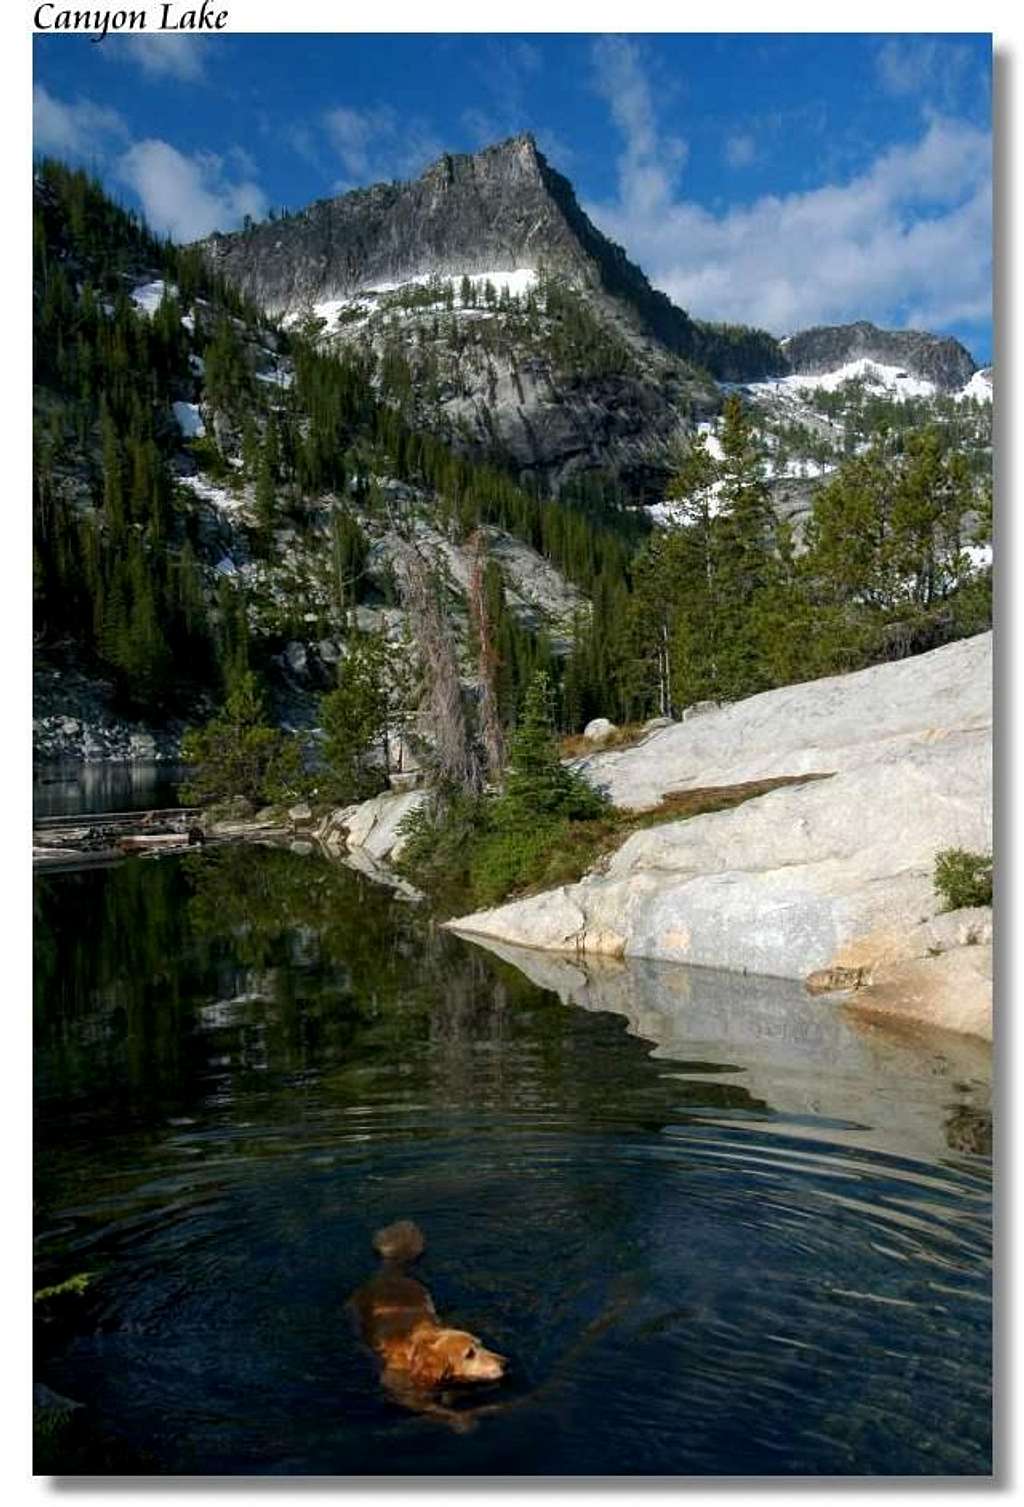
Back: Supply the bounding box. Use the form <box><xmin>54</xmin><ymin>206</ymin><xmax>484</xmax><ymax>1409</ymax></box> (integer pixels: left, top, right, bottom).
<box><xmin>350</xmin><ymin>1220</ymin><xmax>506</xmax><ymax>1428</ymax></box>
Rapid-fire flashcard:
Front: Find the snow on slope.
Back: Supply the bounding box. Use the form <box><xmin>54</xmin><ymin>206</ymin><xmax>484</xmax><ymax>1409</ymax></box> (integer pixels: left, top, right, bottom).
<box><xmin>177</xmin><ymin>472</ymin><xmax>246</xmax><ymax>515</ymax></box>
<box><xmin>287</xmin><ymin>269</ymin><xmax>540</xmax><ymax>335</ymax></box>
<box><xmin>959</xmin><ymin>369</ymin><xmax>993</xmax><ymax>403</ymax></box>
<box><xmin>366</xmin><ymin>269</ymin><xmax>538</xmax><ymax>299</ymax></box>
<box><xmin>750</xmin><ymin>359</ymin><xmax>938</xmax><ymax>402</ymax></box>
<box><xmin>131</xmin><ymin>279</ymin><xmax>176</xmax><ymax>316</ymax></box>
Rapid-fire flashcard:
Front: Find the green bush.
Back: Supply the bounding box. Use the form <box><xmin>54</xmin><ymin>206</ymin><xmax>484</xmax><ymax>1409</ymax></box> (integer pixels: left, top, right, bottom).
<box><xmin>394</xmin><ymin>789</ymin><xmax>489</xmax><ymax>913</ymax></box>
<box><xmin>933</xmin><ymin>847</ymin><xmax>993</xmax><ymax>911</ymax></box>
<box><xmin>467</xmin><ymin>818</ymin><xmax>567</xmax><ymax>909</ymax></box>
<box><xmin>180</xmin><ymin>672</ymin><xmax>306</xmax><ymax>808</ymax></box>
<box><xmin>395</xmin><ymin>671</ymin><xmax>615</xmax><ymax>914</ymax></box>
<box><xmin>318</xmin><ymin>633</ymin><xmax>391</xmax><ymax>804</ymax></box>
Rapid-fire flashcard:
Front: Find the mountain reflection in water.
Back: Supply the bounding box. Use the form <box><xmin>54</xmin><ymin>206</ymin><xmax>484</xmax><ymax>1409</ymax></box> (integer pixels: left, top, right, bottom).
<box><xmin>34</xmin><ymin>845</ymin><xmax>992</xmax><ymax>1476</ymax></box>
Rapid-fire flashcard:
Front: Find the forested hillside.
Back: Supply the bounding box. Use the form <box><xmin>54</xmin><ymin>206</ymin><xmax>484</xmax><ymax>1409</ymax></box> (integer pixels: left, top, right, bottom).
<box><xmin>34</xmin><ymin>159</ymin><xmax>992</xmax><ymax>771</ymax></box>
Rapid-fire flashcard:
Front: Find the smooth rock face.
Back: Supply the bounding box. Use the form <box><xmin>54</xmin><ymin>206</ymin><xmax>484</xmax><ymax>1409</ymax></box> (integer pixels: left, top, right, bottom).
<box><xmin>847</xmin><ymin>945</ymin><xmax>992</xmax><ymax>1041</ymax></box>
<box><xmin>571</xmin><ymin>631</ymin><xmax>991</xmax><ymax>811</ymax></box>
<box><xmin>449</xmin><ymin>633</ymin><xmax>992</xmax><ymax>991</ymax></box>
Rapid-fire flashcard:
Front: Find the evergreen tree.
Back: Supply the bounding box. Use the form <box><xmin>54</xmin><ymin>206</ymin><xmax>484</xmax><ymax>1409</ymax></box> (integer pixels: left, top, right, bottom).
<box><xmin>318</xmin><ymin>634</ymin><xmax>391</xmax><ymax>803</ymax></box>
<box><xmin>181</xmin><ymin>672</ymin><xmax>304</xmax><ymax>808</ymax></box>
<box><xmin>501</xmin><ymin>671</ymin><xmax>606</xmax><ymax>822</ymax></box>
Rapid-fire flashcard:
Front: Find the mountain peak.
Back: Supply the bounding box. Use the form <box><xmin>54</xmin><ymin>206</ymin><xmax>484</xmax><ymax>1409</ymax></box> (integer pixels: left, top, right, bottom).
<box><xmin>783</xmin><ymin>320</ymin><xmax>976</xmax><ymax>391</ymax></box>
<box><xmin>200</xmin><ymin>134</ymin><xmax>783</xmax><ymax>382</ymax></box>
<box><xmin>418</xmin><ymin>132</ymin><xmax>546</xmax><ymax>193</ymax></box>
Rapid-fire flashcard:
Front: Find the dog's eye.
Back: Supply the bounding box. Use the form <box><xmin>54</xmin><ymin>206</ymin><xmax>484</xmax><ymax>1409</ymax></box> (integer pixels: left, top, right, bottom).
<box><xmin>464</xmin><ymin>1346</ymin><xmax>476</xmax><ymax>1359</ymax></box>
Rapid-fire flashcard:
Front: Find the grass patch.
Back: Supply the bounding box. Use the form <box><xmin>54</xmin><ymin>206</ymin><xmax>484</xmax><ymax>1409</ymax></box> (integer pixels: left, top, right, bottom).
<box><xmin>630</xmin><ymin>775</ymin><xmax>832</xmax><ymax>828</ymax></box>
<box><xmin>398</xmin><ymin>773</ymin><xmax>831</xmax><ymax>917</ymax></box>
<box><xmin>559</xmin><ymin>722</ymin><xmax>653</xmax><ymax>760</ymax></box>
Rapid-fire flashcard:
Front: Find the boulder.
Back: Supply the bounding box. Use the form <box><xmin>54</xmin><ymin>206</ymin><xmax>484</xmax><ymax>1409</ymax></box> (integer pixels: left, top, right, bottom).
<box><xmin>447</xmin><ymin>634</ymin><xmax>993</xmax><ymax>1019</ymax></box>
<box><xmin>128</xmin><ymin>731</ymin><xmax>157</xmax><ymax>759</ymax></box>
<box><xmin>583</xmin><ymin>717</ymin><xmax>618</xmax><ymax>743</ymax></box>
<box><xmin>288</xmin><ymin>801</ymin><xmax>313</xmax><ymax>826</ymax></box>
<box><xmin>324</xmin><ymin>788</ymin><xmax>428</xmax><ymax>863</ymax></box>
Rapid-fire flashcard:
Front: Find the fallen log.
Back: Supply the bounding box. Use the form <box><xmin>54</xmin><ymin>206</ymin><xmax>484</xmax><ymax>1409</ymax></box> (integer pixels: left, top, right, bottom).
<box><xmin>115</xmin><ymin>834</ymin><xmax>189</xmax><ymax>854</ymax></box>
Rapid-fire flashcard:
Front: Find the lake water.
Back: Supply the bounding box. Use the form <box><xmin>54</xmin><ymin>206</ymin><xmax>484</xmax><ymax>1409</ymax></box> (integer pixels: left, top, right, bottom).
<box><xmin>33</xmin><ymin>762</ymin><xmax>190</xmax><ymax>820</ymax></box>
<box><xmin>34</xmin><ymin>844</ymin><xmax>992</xmax><ymax>1476</ymax></box>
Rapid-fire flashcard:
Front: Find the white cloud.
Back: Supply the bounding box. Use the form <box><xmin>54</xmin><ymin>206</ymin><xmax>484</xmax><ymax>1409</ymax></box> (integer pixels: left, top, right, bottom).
<box><xmin>724</xmin><ymin>133</ymin><xmax>756</xmax><ymax>169</ymax></box>
<box><xmin>586</xmin><ymin>37</ymin><xmax>991</xmax><ymax>340</ymax></box>
<box><xmin>33</xmin><ymin>84</ymin><xmax>127</xmax><ymax>158</ymax></box>
<box><xmin>876</xmin><ymin>38</ymin><xmax>976</xmax><ymax>110</ymax></box>
<box><xmin>591</xmin><ymin>36</ymin><xmax>687</xmax><ymax>218</ymax></box>
<box><xmin>117</xmin><ymin>139</ymin><xmax>267</xmax><ymax>240</ymax></box>
<box><xmin>106</xmin><ymin>35</ymin><xmax>208</xmax><ymax>83</ymax></box>
<box><xmin>323</xmin><ymin>105</ymin><xmax>442</xmax><ymax>187</ymax></box>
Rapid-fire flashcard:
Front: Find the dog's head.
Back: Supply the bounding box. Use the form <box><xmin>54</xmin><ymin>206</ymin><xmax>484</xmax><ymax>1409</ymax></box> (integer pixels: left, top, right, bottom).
<box><xmin>409</xmin><ymin>1328</ymin><xmax>506</xmax><ymax>1387</ymax></box>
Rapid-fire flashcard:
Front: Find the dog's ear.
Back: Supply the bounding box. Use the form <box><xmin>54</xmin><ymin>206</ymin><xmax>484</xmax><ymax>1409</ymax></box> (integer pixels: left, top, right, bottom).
<box><xmin>408</xmin><ymin>1332</ymin><xmax>450</xmax><ymax>1388</ymax></box>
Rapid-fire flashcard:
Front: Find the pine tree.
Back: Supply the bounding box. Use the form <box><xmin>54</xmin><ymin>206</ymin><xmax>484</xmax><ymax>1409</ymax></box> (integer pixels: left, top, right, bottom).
<box><xmin>318</xmin><ymin>633</ymin><xmax>391</xmax><ymax>802</ymax></box>
<box><xmin>713</xmin><ymin>395</ymin><xmax>778</xmax><ymax>697</ymax></box>
<box><xmin>181</xmin><ymin>671</ymin><xmax>304</xmax><ymax>808</ymax></box>
<box><xmin>502</xmin><ymin>671</ymin><xmax>605</xmax><ymax>822</ymax></box>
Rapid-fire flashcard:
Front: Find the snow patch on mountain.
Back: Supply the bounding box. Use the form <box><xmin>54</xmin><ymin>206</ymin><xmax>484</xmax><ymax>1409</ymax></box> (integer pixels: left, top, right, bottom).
<box><xmin>751</xmin><ymin>359</ymin><xmax>939</xmax><ymax>402</ymax></box>
<box><xmin>959</xmin><ymin>368</ymin><xmax>993</xmax><ymax>403</ymax></box>
<box><xmin>289</xmin><ymin>269</ymin><xmax>541</xmax><ymax>337</ymax></box>
<box><xmin>255</xmin><ymin>366</ymin><xmax>294</xmax><ymax>389</ymax></box>
<box><xmin>366</xmin><ymin>268</ymin><xmax>539</xmax><ymax>299</ymax></box>
<box><xmin>696</xmin><ymin>420</ymin><xmax>724</xmax><ymax>462</ymax></box>
<box><xmin>177</xmin><ymin>472</ymin><xmax>246</xmax><ymax>515</ymax></box>
<box><xmin>131</xmin><ymin>279</ymin><xmax>175</xmax><ymax>315</ymax></box>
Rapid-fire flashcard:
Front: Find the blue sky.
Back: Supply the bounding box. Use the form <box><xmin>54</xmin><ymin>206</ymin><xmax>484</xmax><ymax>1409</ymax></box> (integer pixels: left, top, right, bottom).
<box><xmin>33</xmin><ymin>32</ymin><xmax>992</xmax><ymax>360</ymax></box>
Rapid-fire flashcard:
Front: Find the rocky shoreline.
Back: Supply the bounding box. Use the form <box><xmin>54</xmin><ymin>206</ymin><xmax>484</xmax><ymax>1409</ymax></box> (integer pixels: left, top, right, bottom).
<box><xmin>35</xmin><ymin>633</ymin><xmax>993</xmax><ymax>1041</ymax></box>
<box><xmin>321</xmin><ymin>633</ymin><xmax>993</xmax><ymax>1040</ymax></box>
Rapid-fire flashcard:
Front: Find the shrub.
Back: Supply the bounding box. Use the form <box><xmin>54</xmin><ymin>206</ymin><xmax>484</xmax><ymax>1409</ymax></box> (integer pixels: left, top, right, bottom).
<box><xmin>180</xmin><ymin>672</ymin><xmax>306</xmax><ymax>808</ymax></box>
<box><xmin>318</xmin><ymin>633</ymin><xmax>391</xmax><ymax>804</ymax></box>
<box><xmin>394</xmin><ymin>788</ymin><xmax>490</xmax><ymax>913</ymax></box>
<box><xmin>468</xmin><ymin>818</ymin><xmax>567</xmax><ymax>908</ymax></box>
<box><xmin>934</xmin><ymin>847</ymin><xmax>993</xmax><ymax>911</ymax></box>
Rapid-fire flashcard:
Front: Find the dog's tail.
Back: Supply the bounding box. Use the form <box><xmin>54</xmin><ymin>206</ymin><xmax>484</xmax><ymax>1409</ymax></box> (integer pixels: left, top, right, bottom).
<box><xmin>372</xmin><ymin>1220</ymin><xmax>426</xmax><ymax>1264</ymax></box>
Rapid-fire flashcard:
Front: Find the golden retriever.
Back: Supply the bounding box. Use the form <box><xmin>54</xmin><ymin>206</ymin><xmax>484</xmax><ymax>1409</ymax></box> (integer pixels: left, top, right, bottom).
<box><xmin>350</xmin><ymin>1220</ymin><xmax>506</xmax><ymax>1428</ymax></box>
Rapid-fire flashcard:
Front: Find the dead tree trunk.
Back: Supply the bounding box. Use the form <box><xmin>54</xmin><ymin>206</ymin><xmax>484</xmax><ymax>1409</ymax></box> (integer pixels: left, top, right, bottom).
<box><xmin>468</xmin><ymin>530</ymin><xmax>505</xmax><ymax>786</ymax></box>
<box><xmin>393</xmin><ymin>539</ymin><xmax>482</xmax><ymax>796</ymax></box>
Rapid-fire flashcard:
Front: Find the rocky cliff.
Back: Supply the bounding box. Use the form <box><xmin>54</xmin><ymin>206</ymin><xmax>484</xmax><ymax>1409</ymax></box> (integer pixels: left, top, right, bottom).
<box><xmin>201</xmin><ymin>134</ymin><xmax>782</xmax><ymax>382</ymax></box>
<box><xmin>200</xmin><ymin>137</ymin><xmax>992</xmax><ymax>499</ymax></box>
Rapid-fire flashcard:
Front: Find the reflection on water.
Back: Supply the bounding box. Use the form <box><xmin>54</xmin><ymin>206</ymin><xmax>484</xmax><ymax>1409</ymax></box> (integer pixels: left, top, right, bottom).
<box><xmin>34</xmin><ymin>847</ymin><xmax>992</xmax><ymax>1476</ymax></box>
<box><xmin>33</xmin><ymin>762</ymin><xmax>189</xmax><ymax>819</ymax></box>
<box><xmin>462</xmin><ymin>940</ymin><xmax>993</xmax><ymax>1168</ymax></box>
